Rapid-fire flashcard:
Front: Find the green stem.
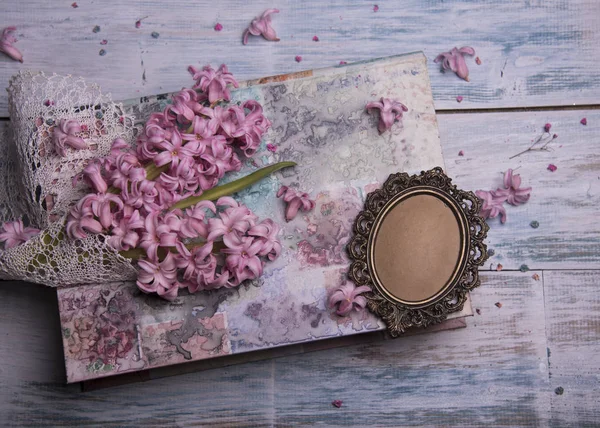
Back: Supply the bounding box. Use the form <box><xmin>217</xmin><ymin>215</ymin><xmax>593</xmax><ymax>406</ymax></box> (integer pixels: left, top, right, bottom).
<box><xmin>119</xmin><ymin>240</ymin><xmax>227</xmax><ymax>260</ymax></box>
<box><xmin>169</xmin><ymin>161</ymin><xmax>296</xmax><ymax>211</ymax></box>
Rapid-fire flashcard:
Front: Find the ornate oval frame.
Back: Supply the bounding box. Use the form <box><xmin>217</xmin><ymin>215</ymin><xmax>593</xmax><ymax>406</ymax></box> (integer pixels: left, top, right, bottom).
<box><xmin>347</xmin><ymin>167</ymin><xmax>489</xmax><ymax>336</ymax></box>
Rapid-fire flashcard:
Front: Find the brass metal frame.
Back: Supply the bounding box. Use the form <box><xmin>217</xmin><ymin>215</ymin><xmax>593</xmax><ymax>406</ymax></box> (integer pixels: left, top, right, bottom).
<box><xmin>347</xmin><ymin>167</ymin><xmax>489</xmax><ymax>336</ymax></box>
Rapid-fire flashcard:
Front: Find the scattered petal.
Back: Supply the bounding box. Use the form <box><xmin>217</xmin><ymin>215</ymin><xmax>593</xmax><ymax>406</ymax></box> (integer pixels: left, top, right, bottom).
<box><xmin>495</xmin><ymin>302</ymin><xmax>502</xmax><ymax>308</ymax></box>
<box><xmin>339</xmin><ymin>61</ymin><xmax>347</xmax><ymax>65</ymax></box>
<box><xmin>434</xmin><ymin>46</ymin><xmax>475</xmax><ymax>81</ymax></box>
<box><xmin>532</xmin><ymin>273</ymin><xmax>540</xmax><ymax>281</ymax></box>
<box><xmin>99</xmin><ymin>49</ymin><xmax>106</xmax><ymax>56</ymax></box>
<box><xmin>332</xmin><ymin>400</ymin><xmax>343</xmax><ymax>408</ymax></box>
<box><xmin>71</xmin><ymin>2</ymin><xmax>78</xmax><ymax>7</ymax></box>
<box><xmin>580</xmin><ymin>117</ymin><xmax>587</xmax><ymax>125</ymax></box>
<box><xmin>43</xmin><ymin>100</ymin><xmax>54</xmax><ymax>107</ymax></box>
<box><xmin>100</xmin><ymin>39</ymin><xmax>107</xmax><ymax>45</ymax></box>
<box><xmin>295</xmin><ymin>55</ymin><xmax>302</xmax><ymax>63</ymax></box>
<box><xmin>475</xmin><ymin>56</ymin><xmax>481</xmax><ymax>65</ymax></box>
<box><xmin>312</xmin><ymin>35</ymin><xmax>319</xmax><ymax>42</ymax></box>
<box><xmin>277</xmin><ymin>186</ymin><xmax>315</xmax><ymax>222</ymax></box>
<box><xmin>0</xmin><ymin>26</ymin><xmax>24</xmax><ymax>62</ymax></box>
<box><xmin>456</xmin><ymin>95</ymin><xmax>463</xmax><ymax>103</ymax></box>
<box><xmin>366</xmin><ymin>97</ymin><xmax>408</xmax><ymax>134</ymax></box>
<box><xmin>544</xmin><ymin>123</ymin><xmax>551</xmax><ymax>133</ymax></box>
<box><xmin>530</xmin><ymin>220</ymin><xmax>539</xmax><ymax>229</ymax></box>
<box><xmin>458</xmin><ymin>150</ymin><xmax>464</xmax><ymax>156</ymax></box>
<box><xmin>520</xmin><ymin>264</ymin><xmax>529</xmax><ymax>272</ymax></box>
<box><xmin>547</xmin><ymin>164</ymin><xmax>557</xmax><ymax>172</ymax></box>
<box><xmin>496</xmin><ymin>263</ymin><xmax>503</xmax><ymax>271</ymax></box>
<box><xmin>151</xmin><ymin>31</ymin><xmax>160</xmax><ymax>39</ymax></box>
<box><xmin>476</xmin><ymin>308</ymin><xmax>481</xmax><ymax>315</ymax></box>
<box><xmin>266</xmin><ymin>143</ymin><xmax>277</xmax><ymax>153</ymax></box>
<box><xmin>214</xmin><ymin>23</ymin><xmax>223</xmax><ymax>32</ymax></box>
<box><xmin>553</xmin><ymin>133</ymin><xmax>558</xmax><ymax>139</ymax></box>
<box><xmin>243</xmin><ymin>9</ymin><xmax>280</xmax><ymax>44</ymax></box>
<box><xmin>135</xmin><ymin>20</ymin><xmax>142</xmax><ymax>28</ymax></box>
<box><xmin>373</xmin><ymin>4</ymin><xmax>379</xmax><ymax>12</ymax></box>
<box><xmin>93</xmin><ymin>25</ymin><xmax>101</xmax><ymax>33</ymax></box>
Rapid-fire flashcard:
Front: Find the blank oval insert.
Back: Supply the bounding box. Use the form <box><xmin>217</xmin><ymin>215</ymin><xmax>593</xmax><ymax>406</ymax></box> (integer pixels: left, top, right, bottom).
<box><xmin>372</xmin><ymin>194</ymin><xmax>461</xmax><ymax>304</ymax></box>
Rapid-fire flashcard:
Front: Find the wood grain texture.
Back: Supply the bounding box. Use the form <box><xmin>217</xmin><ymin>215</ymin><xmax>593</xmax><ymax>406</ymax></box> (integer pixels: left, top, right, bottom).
<box><xmin>440</xmin><ymin>109</ymin><xmax>600</xmax><ymax>270</ymax></box>
<box><xmin>272</xmin><ymin>271</ymin><xmax>550</xmax><ymax>427</ymax></box>
<box><xmin>1</xmin><ymin>0</ymin><xmax>600</xmax><ymax>117</ymax></box>
<box><xmin>0</xmin><ymin>271</ymin><xmax>551</xmax><ymax>426</ymax></box>
<box><xmin>544</xmin><ymin>270</ymin><xmax>600</xmax><ymax>427</ymax></box>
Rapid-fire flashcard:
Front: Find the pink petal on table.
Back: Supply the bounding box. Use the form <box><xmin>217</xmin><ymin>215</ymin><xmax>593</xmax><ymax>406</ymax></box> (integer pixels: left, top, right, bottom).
<box><xmin>458</xmin><ymin>150</ymin><xmax>464</xmax><ymax>156</ymax></box>
<box><xmin>547</xmin><ymin>164</ymin><xmax>557</xmax><ymax>172</ymax></box>
<box><xmin>475</xmin><ymin>56</ymin><xmax>482</xmax><ymax>65</ymax></box>
<box><xmin>580</xmin><ymin>117</ymin><xmax>587</xmax><ymax>125</ymax></box>
<box><xmin>332</xmin><ymin>400</ymin><xmax>343</xmax><ymax>408</ymax></box>
<box><xmin>71</xmin><ymin>2</ymin><xmax>78</xmax><ymax>7</ymax></box>
<box><xmin>339</xmin><ymin>61</ymin><xmax>347</xmax><ymax>65</ymax></box>
<box><xmin>312</xmin><ymin>35</ymin><xmax>319</xmax><ymax>42</ymax></box>
<box><xmin>544</xmin><ymin>123</ymin><xmax>551</xmax><ymax>132</ymax></box>
<box><xmin>373</xmin><ymin>4</ymin><xmax>379</xmax><ymax>12</ymax></box>
<box><xmin>295</xmin><ymin>55</ymin><xmax>302</xmax><ymax>62</ymax></box>
<box><xmin>214</xmin><ymin>23</ymin><xmax>223</xmax><ymax>31</ymax></box>
<box><xmin>456</xmin><ymin>95</ymin><xmax>463</xmax><ymax>103</ymax></box>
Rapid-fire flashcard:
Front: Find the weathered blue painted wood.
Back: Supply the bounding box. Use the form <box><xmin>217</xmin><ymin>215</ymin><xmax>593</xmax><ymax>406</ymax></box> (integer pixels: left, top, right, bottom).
<box><xmin>1</xmin><ymin>0</ymin><xmax>599</xmax><ymax>117</ymax></box>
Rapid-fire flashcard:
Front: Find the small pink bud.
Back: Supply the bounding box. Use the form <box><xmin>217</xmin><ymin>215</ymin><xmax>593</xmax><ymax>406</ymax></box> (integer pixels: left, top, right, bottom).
<box><xmin>266</xmin><ymin>143</ymin><xmax>277</xmax><ymax>153</ymax></box>
<box><xmin>544</xmin><ymin>123</ymin><xmax>551</xmax><ymax>132</ymax></box>
<box><xmin>295</xmin><ymin>55</ymin><xmax>302</xmax><ymax>63</ymax></box>
<box><xmin>100</xmin><ymin>39</ymin><xmax>107</xmax><ymax>45</ymax></box>
<box><xmin>547</xmin><ymin>164</ymin><xmax>557</xmax><ymax>172</ymax></box>
<box><xmin>373</xmin><ymin>4</ymin><xmax>379</xmax><ymax>12</ymax></box>
<box><xmin>332</xmin><ymin>400</ymin><xmax>343</xmax><ymax>408</ymax></box>
<box><xmin>475</xmin><ymin>56</ymin><xmax>482</xmax><ymax>65</ymax></box>
<box><xmin>552</xmin><ymin>134</ymin><xmax>558</xmax><ymax>139</ymax></box>
<box><xmin>214</xmin><ymin>23</ymin><xmax>223</xmax><ymax>31</ymax></box>
<box><xmin>71</xmin><ymin>2</ymin><xmax>78</xmax><ymax>7</ymax></box>
<box><xmin>339</xmin><ymin>61</ymin><xmax>347</xmax><ymax>65</ymax></box>
<box><xmin>312</xmin><ymin>35</ymin><xmax>319</xmax><ymax>42</ymax></box>
<box><xmin>456</xmin><ymin>95</ymin><xmax>463</xmax><ymax>103</ymax></box>
<box><xmin>580</xmin><ymin>117</ymin><xmax>587</xmax><ymax>125</ymax></box>
<box><xmin>458</xmin><ymin>150</ymin><xmax>464</xmax><ymax>156</ymax></box>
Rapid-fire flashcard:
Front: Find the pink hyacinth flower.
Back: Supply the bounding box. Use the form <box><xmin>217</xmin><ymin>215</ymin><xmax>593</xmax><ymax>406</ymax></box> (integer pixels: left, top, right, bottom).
<box><xmin>248</xmin><ymin>218</ymin><xmax>281</xmax><ymax>261</ymax></box>
<box><xmin>136</xmin><ymin>252</ymin><xmax>179</xmax><ymax>301</ymax></box>
<box><xmin>475</xmin><ymin>190</ymin><xmax>507</xmax><ymax>224</ymax></box>
<box><xmin>495</xmin><ymin>168</ymin><xmax>532</xmax><ymax>206</ymax></box>
<box><xmin>65</xmin><ymin>198</ymin><xmax>104</xmax><ymax>240</ymax></box>
<box><xmin>107</xmin><ymin>210</ymin><xmax>144</xmax><ymax>251</ymax></box>
<box><xmin>82</xmin><ymin>161</ymin><xmax>108</xmax><ymax>194</ymax></box>
<box><xmin>207</xmin><ymin>197</ymin><xmax>258</xmax><ymax>242</ymax></box>
<box><xmin>329</xmin><ymin>283</ymin><xmax>371</xmax><ymax>316</ymax></box>
<box><xmin>179</xmin><ymin>201</ymin><xmax>216</xmax><ymax>239</ymax></box>
<box><xmin>121</xmin><ymin>179</ymin><xmax>160</xmax><ymax>214</ymax></box>
<box><xmin>139</xmin><ymin>212</ymin><xmax>180</xmax><ymax>259</ymax></box>
<box><xmin>188</xmin><ymin>64</ymin><xmax>239</xmax><ymax>104</ymax></box>
<box><xmin>434</xmin><ymin>46</ymin><xmax>475</xmax><ymax>82</ymax></box>
<box><xmin>0</xmin><ymin>27</ymin><xmax>23</xmax><ymax>63</ymax></box>
<box><xmin>167</xmin><ymin>88</ymin><xmax>203</xmax><ymax>124</ymax></box>
<box><xmin>53</xmin><ymin>119</ymin><xmax>87</xmax><ymax>157</ymax></box>
<box><xmin>0</xmin><ymin>219</ymin><xmax>40</xmax><ymax>249</ymax></box>
<box><xmin>366</xmin><ymin>98</ymin><xmax>409</xmax><ymax>134</ymax></box>
<box><xmin>154</xmin><ymin>129</ymin><xmax>200</xmax><ymax>168</ymax></box>
<box><xmin>243</xmin><ymin>9</ymin><xmax>280</xmax><ymax>45</ymax></box>
<box><xmin>80</xmin><ymin>192</ymin><xmax>124</xmax><ymax>229</ymax></box>
<box><xmin>276</xmin><ymin>186</ymin><xmax>316</xmax><ymax>222</ymax></box>
<box><xmin>223</xmin><ymin>236</ymin><xmax>265</xmax><ymax>284</ymax></box>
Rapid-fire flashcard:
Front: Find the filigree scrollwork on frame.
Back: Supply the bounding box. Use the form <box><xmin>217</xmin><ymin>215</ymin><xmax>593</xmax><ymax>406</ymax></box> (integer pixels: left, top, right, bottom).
<box><xmin>347</xmin><ymin>167</ymin><xmax>489</xmax><ymax>337</ymax></box>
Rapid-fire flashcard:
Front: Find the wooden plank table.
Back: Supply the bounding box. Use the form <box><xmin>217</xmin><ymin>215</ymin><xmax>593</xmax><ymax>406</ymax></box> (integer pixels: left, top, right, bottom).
<box><xmin>1</xmin><ymin>0</ymin><xmax>599</xmax><ymax>426</ymax></box>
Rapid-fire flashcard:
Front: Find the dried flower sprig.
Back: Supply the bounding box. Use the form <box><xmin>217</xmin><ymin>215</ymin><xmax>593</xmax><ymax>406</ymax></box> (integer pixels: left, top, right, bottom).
<box><xmin>510</xmin><ymin>124</ymin><xmax>558</xmax><ymax>159</ymax></box>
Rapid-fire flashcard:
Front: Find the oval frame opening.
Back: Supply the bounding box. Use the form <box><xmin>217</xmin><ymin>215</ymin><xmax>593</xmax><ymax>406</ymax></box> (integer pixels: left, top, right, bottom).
<box><xmin>367</xmin><ymin>188</ymin><xmax>469</xmax><ymax>308</ymax></box>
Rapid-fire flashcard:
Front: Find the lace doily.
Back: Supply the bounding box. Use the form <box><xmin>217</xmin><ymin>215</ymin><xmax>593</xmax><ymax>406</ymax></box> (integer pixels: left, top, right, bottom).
<box><xmin>0</xmin><ymin>71</ymin><xmax>138</xmax><ymax>286</ymax></box>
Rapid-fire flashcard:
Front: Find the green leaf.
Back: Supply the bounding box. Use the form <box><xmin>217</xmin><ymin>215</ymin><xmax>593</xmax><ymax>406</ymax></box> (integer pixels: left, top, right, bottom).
<box><xmin>169</xmin><ymin>161</ymin><xmax>296</xmax><ymax>211</ymax></box>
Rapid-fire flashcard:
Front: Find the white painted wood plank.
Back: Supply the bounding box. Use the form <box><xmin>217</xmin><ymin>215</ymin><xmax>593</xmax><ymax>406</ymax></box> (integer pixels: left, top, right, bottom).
<box><xmin>440</xmin><ymin>109</ymin><xmax>600</xmax><ymax>270</ymax></box>
<box><xmin>272</xmin><ymin>271</ymin><xmax>550</xmax><ymax>426</ymax></box>
<box><xmin>0</xmin><ymin>272</ymin><xmax>550</xmax><ymax>426</ymax></box>
<box><xmin>1</xmin><ymin>0</ymin><xmax>599</xmax><ymax>117</ymax></box>
<box><xmin>544</xmin><ymin>270</ymin><xmax>600</xmax><ymax>426</ymax></box>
